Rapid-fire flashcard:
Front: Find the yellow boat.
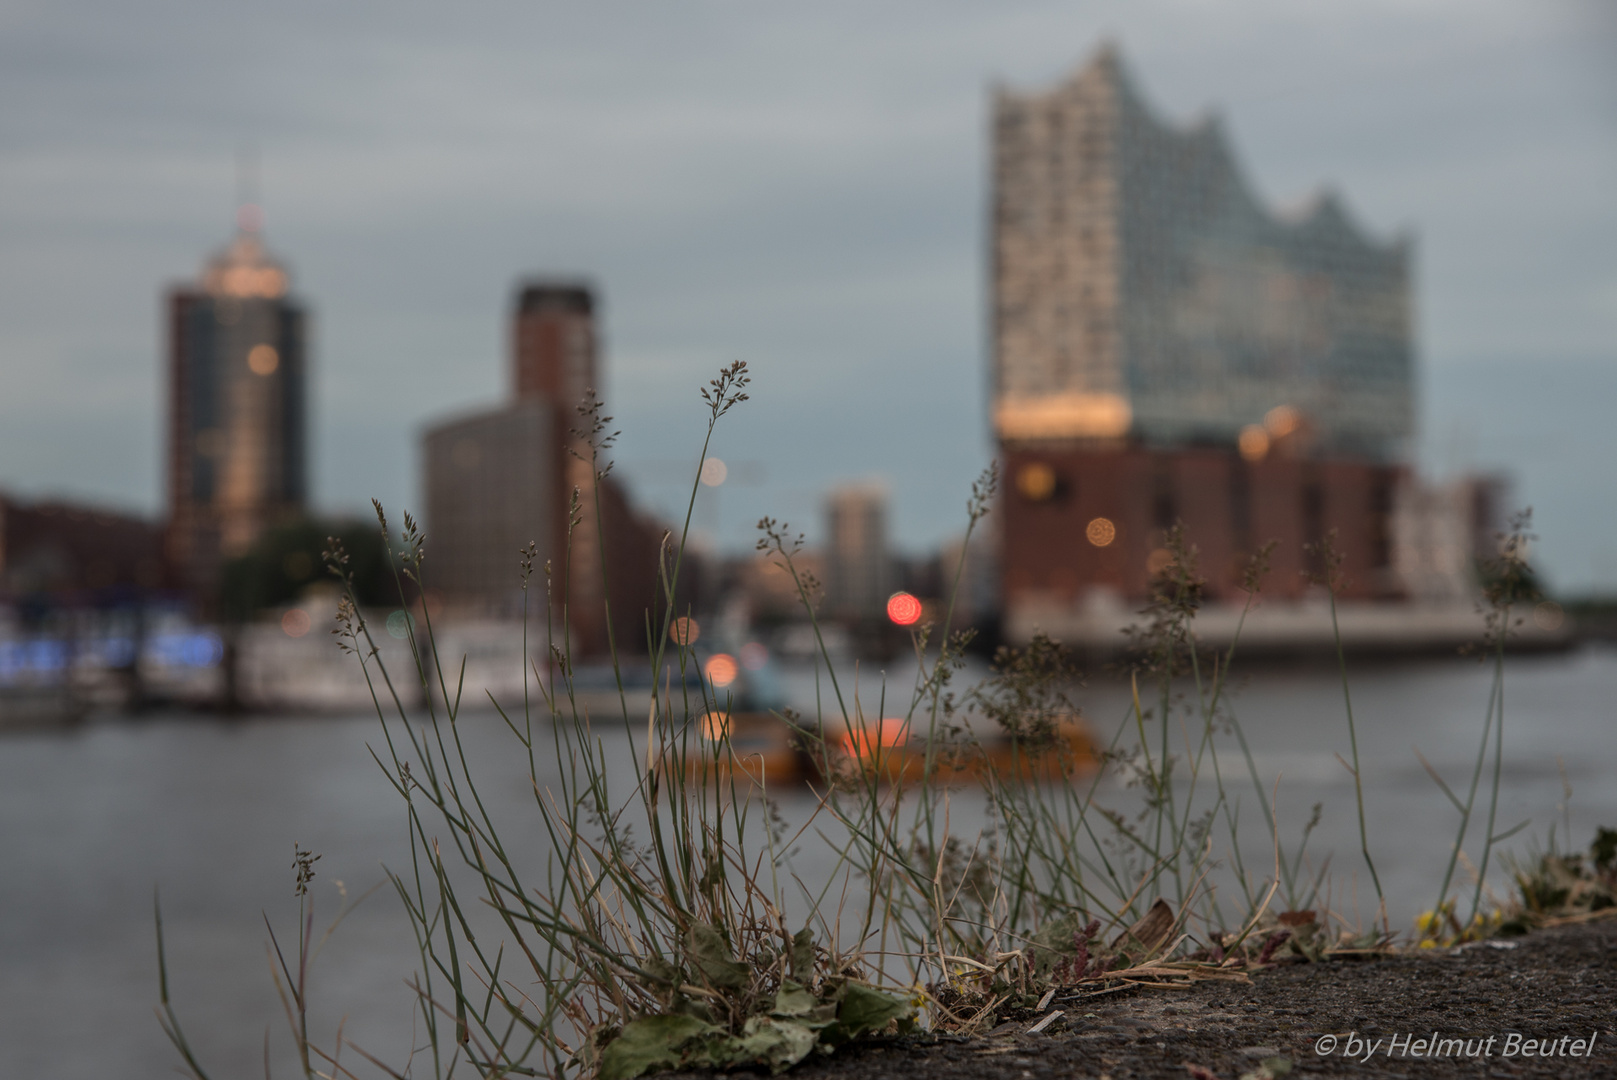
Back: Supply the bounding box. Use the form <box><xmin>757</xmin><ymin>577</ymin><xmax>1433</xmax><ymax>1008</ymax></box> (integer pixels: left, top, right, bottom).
<box><xmin>819</xmin><ymin>716</ymin><xmax>1099</xmax><ymax>786</ymax></box>
<box><xmin>677</xmin><ymin>711</ymin><xmax>1097</xmax><ymax>788</ymax></box>
<box><xmin>675</xmin><ymin>710</ymin><xmax>815</xmax><ymax>787</ymax></box>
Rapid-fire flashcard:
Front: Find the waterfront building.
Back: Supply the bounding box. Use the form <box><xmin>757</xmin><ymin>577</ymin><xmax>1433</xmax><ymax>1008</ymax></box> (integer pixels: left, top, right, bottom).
<box><xmin>992</xmin><ymin>47</ymin><xmax>1416</xmax><ymax>609</ymax></box>
<box><xmin>165</xmin><ymin>208</ymin><xmax>308</xmax><ymax>603</ymax></box>
<box><xmin>0</xmin><ymin>494</ymin><xmax>168</xmax><ymax>602</ymax></box>
<box><xmin>992</xmin><ymin>44</ymin><xmax>1413</xmax><ymax>458</ymax></box>
<box><xmin>421</xmin><ymin>281</ymin><xmax>669</xmax><ymax>657</ymax></box>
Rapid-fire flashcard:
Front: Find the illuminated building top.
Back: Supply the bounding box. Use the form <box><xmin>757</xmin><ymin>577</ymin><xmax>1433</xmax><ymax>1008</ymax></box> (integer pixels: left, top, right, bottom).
<box><xmin>165</xmin><ymin>205</ymin><xmax>307</xmax><ymax>601</ymax></box>
<box><xmin>992</xmin><ymin>45</ymin><xmax>1414</xmax><ymax>461</ymax></box>
<box><xmin>200</xmin><ymin>205</ymin><xmax>290</xmax><ymax>299</ymax></box>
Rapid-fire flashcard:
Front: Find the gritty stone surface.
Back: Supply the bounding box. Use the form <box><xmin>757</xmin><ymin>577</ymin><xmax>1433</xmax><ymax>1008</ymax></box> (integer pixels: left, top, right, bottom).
<box><xmin>669</xmin><ymin>919</ymin><xmax>1617</xmax><ymax>1079</ymax></box>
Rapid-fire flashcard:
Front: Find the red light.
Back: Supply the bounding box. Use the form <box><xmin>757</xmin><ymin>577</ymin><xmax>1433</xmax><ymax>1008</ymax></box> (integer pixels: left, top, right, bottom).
<box><xmin>886</xmin><ymin>592</ymin><xmax>922</xmax><ymax>626</ymax></box>
<box><xmin>280</xmin><ymin>609</ymin><xmax>311</xmax><ymax>638</ymax></box>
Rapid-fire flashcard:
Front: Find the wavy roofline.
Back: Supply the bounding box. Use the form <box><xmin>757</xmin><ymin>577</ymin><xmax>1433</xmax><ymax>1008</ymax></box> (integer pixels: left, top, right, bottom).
<box><xmin>1001</xmin><ymin>42</ymin><xmax>1409</xmax><ymax>256</ymax></box>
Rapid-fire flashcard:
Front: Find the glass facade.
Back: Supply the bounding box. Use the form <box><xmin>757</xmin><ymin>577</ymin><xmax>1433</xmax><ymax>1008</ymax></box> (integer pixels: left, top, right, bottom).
<box><xmin>166</xmin><ymin>228</ymin><xmax>307</xmax><ymax>599</ymax></box>
<box><xmin>993</xmin><ymin>46</ymin><xmax>1414</xmax><ymax>462</ymax></box>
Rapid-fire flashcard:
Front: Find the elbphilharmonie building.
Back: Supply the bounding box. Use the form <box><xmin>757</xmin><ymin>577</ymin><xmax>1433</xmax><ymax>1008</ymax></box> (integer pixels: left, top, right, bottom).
<box><xmin>992</xmin><ymin>46</ymin><xmax>1418</xmax><ymax>610</ymax></box>
<box><xmin>992</xmin><ymin>45</ymin><xmax>1414</xmax><ymax>462</ymax></box>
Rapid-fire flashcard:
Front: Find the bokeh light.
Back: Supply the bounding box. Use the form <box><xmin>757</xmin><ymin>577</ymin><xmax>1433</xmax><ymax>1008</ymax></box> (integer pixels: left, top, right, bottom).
<box><xmin>145</xmin><ymin>632</ymin><xmax>223</xmax><ymax>668</ymax></box>
<box><xmin>700</xmin><ymin>457</ymin><xmax>728</xmax><ymax>487</ymax></box>
<box><xmin>836</xmin><ymin>718</ymin><xmax>909</xmax><ymax>759</ymax></box>
<box><xmin>1016</xmin><ymin>461</ymin><xmax>1057</xmax><ymax>501</ymax></box>
<box><xmin>1264</xmin><ymin>405</ymin><xmax>1302</xmax><ymax>437</ymax></box>
<box><xmin>671</xmin><ymin>616</ymin><xmax>701</xmax><ymax>646</ymax></box>
<box><xmin>1085</xmin><ymin>517</ymin><xmax>1116</xmax><ymax>547</ymax></box>
<box><xmin>1534</xmin><ymin>601</ymin><xmax>1565</xmax><ymax>631</ymax></box>
<box><xmin>886</xmin><ymin>591</ymin><xmax>922</xmax><ymax>626</ymax></box>
<box><xmin>281</xmin><ymin>609</ymin><xmax>311</xmax><ymax>638</ymax></box>
<box><xmin>739</xmin><ymin>642</ymin><xmax>768</xmax><ymax>670</ymax></box>
<box><xmin>700</xmin><ymin>711</ymin><xmax>730</xmax><ymax>741</ymax></box>
<box><xmin>704</xmin><ymin>653</ymin><xmax>738</xmax><ymax>688</ymax></box>
<box><xmin>387</xmin><ymin>610</ymin><xmax>414</xmax><ymax>640</ymax></box>
<box><xmin>248</xmin><ymin>344</ymin><xmax>279</xmax><ymax>376</ymax></box>
<box><xmin>1238</xmin><ymin>424</ymin><xmax>1270</xmax><ymax>461</ymax></box>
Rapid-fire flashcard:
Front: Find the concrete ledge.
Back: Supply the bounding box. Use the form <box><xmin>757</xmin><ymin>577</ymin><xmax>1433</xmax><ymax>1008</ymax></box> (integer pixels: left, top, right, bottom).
<box><xmin>1006</xmin><ymin>598</ymin><xmax>1571</xmax><ymax>659</ymax></box>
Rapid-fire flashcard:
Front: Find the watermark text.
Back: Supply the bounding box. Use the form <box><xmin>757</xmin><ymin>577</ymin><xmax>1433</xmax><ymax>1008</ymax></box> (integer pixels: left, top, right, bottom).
<box><xmin>1314</xmin><ymin>1031</ymin><xmax>1599</xmax><ymax>1062</ymax></box>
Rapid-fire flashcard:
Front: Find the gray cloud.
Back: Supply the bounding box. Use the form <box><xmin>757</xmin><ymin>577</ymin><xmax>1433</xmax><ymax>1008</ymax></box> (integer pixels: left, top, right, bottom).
<box><xmin>1</xmin><ymin>0</ymin><xmax>1613</xmax><ymax>586</ymax></box>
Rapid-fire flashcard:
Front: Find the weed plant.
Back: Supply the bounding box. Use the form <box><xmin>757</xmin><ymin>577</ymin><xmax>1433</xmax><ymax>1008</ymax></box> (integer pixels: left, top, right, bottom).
<box><xmin>734</xmin><ymin>516</ymin><xmax>1389</xmax><ymax>1034</ymax></box>
<box><xmin>158</xmin><ymin>370</ymin><xmax>1573</xmax><ymax>1078</ymax></box>
<box><xmin>1412</xmin><ymin>512</ymin><xmax>1544</xmax><ymax>947</ymax></box>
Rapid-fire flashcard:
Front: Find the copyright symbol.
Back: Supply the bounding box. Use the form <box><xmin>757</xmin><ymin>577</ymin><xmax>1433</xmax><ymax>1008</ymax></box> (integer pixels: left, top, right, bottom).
<box><xmin>1315</xmin><ymin>1034</ymin><xmax>1338</xmax><ymax>1056</ymax></box>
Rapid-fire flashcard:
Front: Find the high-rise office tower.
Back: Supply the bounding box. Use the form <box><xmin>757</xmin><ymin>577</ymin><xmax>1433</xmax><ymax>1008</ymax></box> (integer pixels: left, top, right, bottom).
<box><xmin>513</xmin><ymin>283</ymin><xmax>596</xmax><ymax>406</ymax></box>
<box><xmin>165</xmin><ymin>208</ymin><xmax>308</xmax><ymax>601</ymax></box>
<box><xmin>423</xmin><ymin>281</ymin><xmax>670</xmax><ymax>657</ymax></box>
<box><xmin>513</xmin><ymin>283</ymin><xmax>601</xmax><ymax>610</ymax></box>
<box><xmin>425</xmin><ymin>282</ymin><xmax>595</xmax><ymax>610</ymax></box>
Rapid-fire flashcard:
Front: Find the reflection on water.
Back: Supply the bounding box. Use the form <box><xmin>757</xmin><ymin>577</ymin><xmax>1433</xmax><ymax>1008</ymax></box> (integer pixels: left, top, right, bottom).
<box><xmin>3</xmin><ymin>647</ymin><xmax>1615</xmax><ymax>1078</ymax></box>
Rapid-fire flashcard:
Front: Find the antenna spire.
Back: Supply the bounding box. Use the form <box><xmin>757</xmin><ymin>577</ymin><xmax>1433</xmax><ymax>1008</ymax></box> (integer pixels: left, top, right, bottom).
<box><xmin>235</xmin><ymin>146</ymin><xmax>263</xmax><ymax>234</ymax></box>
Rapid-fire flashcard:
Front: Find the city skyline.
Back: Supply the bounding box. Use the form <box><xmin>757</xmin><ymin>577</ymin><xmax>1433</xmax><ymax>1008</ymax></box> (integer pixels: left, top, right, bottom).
<box><xmin>1</xmin><ymin>3</ymin><xmax>1614</xmax><ymax>590</ymax></box>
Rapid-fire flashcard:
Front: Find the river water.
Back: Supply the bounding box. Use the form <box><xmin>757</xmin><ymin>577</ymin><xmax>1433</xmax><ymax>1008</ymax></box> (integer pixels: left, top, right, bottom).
<box><xmin>3</xmin><ymin>646</ymin><xmax>1615</xmax><ymax>1078</ymax></box>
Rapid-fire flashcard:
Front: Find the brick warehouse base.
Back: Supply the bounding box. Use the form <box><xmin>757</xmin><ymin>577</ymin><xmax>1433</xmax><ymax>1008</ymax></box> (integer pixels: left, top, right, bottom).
<box><xmin>1001</xmin><ymin>443</ymin><xmax>1405</xmax><ymax>608</ymax></box>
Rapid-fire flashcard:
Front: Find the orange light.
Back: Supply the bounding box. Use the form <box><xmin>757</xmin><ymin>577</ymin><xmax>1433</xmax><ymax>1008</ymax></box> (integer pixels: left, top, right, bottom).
<box><xmin>1265</xmin><ymin>405</ymin><xmax>1301</xmax><ymax>438</ymax></box>
<box><xmin>704</xmin><ymin>653</ymin><xmax>738</xmax><ymax>688</ymax></box>
<box><xmin>1017</xmin><ymin>462</ymin><xmax>1057</xmax><ymax>502</ymax></box>
<box><xmin>671</xmin><ymin>616</ymin><xmax>701</xmax><ymax>646</ymax></box>
<box><xmin>835</xmin><ymin>718</ymin><xmax>908</xmax><ymax>759</ymax></box>
<box><xmin>1238</xmin><ymin>425</ymin><xmax>1270</xmax><ymax>462</ymax></box>
<box><xmin>1146</xmin><ymin>548</ymin><xmax>1174</xmax><ymax>575</ymax></box>
<box><xmin>1085</xmin><ymin>517</ymin><xmax>1116</xmax><ymax>547</ymax></box>
<box><xmin>886</xmin><ymin>592</ymin><xmax>922</xmax><ymax>626</ymax></box>
<box><xmin>700</xmin><ymin>711</ymin><xmax>730</xmax><ymax>741</ymax></box>
<box><xmin>248</xmin><ymin>344</ymin><xmax>279</xmax><ymax>375</ymax></box>
<box><xmin>281</xmin><ymin>609</ymin><xmax>312</xmax><ymax>638</ymax></box>
<box><xmin>222</xmin><ymin>266</ymin><xmax>287</xmax><ymax>298</ymax></box>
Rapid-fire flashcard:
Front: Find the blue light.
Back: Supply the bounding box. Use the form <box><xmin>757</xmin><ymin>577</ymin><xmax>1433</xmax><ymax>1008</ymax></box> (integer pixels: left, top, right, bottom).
<box><xmin>147</xmin><ymin>632</ymin><xmax>223</xmax><ymax>668</ymax></box>
<box><xmin>181</xmin><ymin>633</ymin><xmax>224</xmax><ymax>667</ymax></box>
<box><xmin>27</xmin><ymin>640</ymin><xmax>68</xmax><ymax>671</ymax></box>
<box><xmin>100</xmin><ymin>636</ymin><xmax>137</xmax><ymax>667</ymax></box>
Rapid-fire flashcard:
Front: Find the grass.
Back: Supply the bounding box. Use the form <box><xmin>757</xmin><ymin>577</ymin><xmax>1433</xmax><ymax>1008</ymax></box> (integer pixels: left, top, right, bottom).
<box><xmin>1412</xmin><ymin>511</ymin><xmax>1546</xmax><ymax>947</ymax></box>
<box><xmin>157</xmin><ymin>369</ymin><xmax>1593</xmax><ymax>1078</ymax></box>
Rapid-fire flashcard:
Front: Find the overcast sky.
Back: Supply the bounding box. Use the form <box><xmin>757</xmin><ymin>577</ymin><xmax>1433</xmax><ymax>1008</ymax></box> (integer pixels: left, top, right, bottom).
<box><xmin>2</xmin><ymin>1</ymin><xmax>1614</xmax><ymax>588</ymax></box>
